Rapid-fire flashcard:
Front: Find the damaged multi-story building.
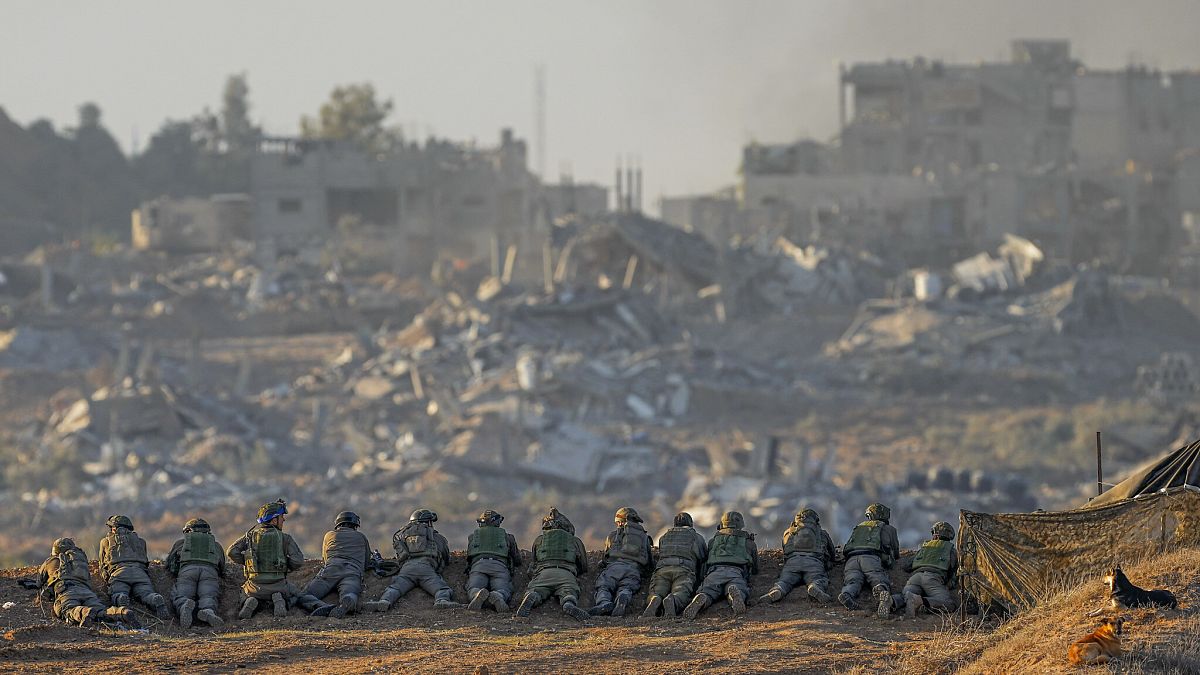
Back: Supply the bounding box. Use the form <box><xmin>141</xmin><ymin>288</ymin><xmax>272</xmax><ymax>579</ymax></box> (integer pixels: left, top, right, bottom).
<box><xmin>665</xmin><ymin>39</ymin><xmax>1200</xmax><ymax>273</ymax></box>
<box><xmin>133</xmin><ymin>128</ymin><xmax>607</xmax><ymax>273</ymax></box>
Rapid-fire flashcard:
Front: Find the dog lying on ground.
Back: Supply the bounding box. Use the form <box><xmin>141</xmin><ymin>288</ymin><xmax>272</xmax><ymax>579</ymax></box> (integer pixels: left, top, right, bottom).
<box><xmin>1068</xmin><ymin>617</ymin><xmax>1124</xmax><ymax>666</ymax></box>
<box><xmin>1105</xmin><ymin>566</ymin><xmax>1178</xmax><ymax>610</ymax></box>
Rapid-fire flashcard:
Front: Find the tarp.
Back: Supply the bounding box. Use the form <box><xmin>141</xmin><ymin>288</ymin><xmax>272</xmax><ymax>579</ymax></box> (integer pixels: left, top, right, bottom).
<box><xmin>1087</xmin><ymin>438</ymin><xmax>1200</xmax><ymax>507</ymax></box>
<box><xmin>959</xmin><ymin>487</ymin><xmax>1200</xmax><ymax>612</ymax></box>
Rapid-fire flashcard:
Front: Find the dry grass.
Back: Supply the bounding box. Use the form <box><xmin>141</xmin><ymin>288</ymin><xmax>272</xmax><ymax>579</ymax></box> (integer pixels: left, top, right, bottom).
<box><xmin>895</xmin><ymin>547</ymin><xmax>1200</xmax><ymax>674</ymax></box>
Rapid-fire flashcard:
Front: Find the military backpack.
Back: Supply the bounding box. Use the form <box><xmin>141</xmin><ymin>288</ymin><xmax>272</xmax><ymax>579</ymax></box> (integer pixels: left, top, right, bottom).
<box><xmin>783</xmin><ymin>522</ymin><xmax>822</xmax><ymax>557</ymax></box>
<box><xmin>911</xmin><ymin>538</ymin><xmax>954</xmax><ymax>574</ymax></box>
<box><xmin>468</xmin><ymin>525</ymin><xmax>510</xmax><ymax>562</ymax></box>
<box><xmin>707</xmin><ymin>531</ymin><xmax>752</xmax><ymax>567</ymax></box>
<box><xmin>246</xmin><ymin>527</ymin><xmax>288</xmax><ymax>583</ymax></box>
<box><xmin>536</xmin><ymin>528</ymin><xmax>577</xmax><ymax>568</ymax></box>
<box><xmin>104</xmin><ymin>529</ymin><xmax>148</xmax><ymax>566</ymax></box>
<box><xmin>180</xmin><ymin>531</ymin><xmax>221</xmax><ymax>567</ymax></box>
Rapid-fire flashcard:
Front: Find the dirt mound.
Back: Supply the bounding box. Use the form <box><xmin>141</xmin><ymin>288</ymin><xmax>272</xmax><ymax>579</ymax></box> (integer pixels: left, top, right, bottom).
<box><xmin>899</xmin><ymin>547</ymin><xmax>1200</xmax><ymax>674</ymax></box>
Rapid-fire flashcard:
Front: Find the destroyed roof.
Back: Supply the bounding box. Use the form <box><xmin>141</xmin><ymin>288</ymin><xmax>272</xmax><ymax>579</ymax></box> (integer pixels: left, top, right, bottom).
<box><xmin>1086</xmin><ymin>437</ymin><xmax>1200</xmax><ymax>507</ymax></box>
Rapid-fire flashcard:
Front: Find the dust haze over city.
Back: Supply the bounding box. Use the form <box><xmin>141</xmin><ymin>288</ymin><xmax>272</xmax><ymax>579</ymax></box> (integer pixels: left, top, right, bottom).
<box><xmin>3</xmin><ymin>1</ymin><xmax>1200</xmax><ymax>672</ymax></box>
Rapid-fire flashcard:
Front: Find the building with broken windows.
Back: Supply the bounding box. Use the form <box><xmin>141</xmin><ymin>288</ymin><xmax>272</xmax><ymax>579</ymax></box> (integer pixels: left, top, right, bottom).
<box><xmin>671</xmin><ymin>40</ymin><xmax>1200</xmax><ymax>273</ymax></box>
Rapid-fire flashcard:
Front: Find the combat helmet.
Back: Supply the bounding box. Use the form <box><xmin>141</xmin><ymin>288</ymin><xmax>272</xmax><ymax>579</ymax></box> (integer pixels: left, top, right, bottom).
<box><xmin>409</xmin><ymin>508</ymin><xmax>437</xmax><ymax>523</ymax></box>
<box><xmin>720</xmin><ymin>511</ymin><xmax>745</xmax><ymax>530</ymax></box>
<box><xmin>542</xmin><ymin>507</ymin><xmax>575</xmax><ymax>534</ymax></box>
<box><xmin>477</xmin><ymin>510</ymin><xmax>504</xmax><ymax>527</ymax></box>
<box><xmin>673</xmin><ymin>512</ymin><xmax>694</xmax><ymax>528</ymax></box>
<box><xmin>335</xmin><ymin>511</ymin><xmax>361</xmax><ymax>528</ymax></box>
<box><xmin>614</xmin><ymin>507</ymin><xmax>642</xmax><ymax>524</ymax></box>
<box><xmin>864</xmin><ymin>503</ymin><xmax>891</xmax><ymax>523</ymax></box>
<box><xmin>797</xmin><ymin>508</ymin><xmax>820</xmax><ymax>524</ymax></box>
<box><xmin>932</xmin><ymin>521</ymin><xmax>955</xmax><ymax>541</ymax></box>
<box><xmin>106</xmin><ymin>515</ymin><xmax>134</xmax><ymax>530</ymax></box>
<box><xmin>52</xmin><ymin>537</ymin><xmax>76</xmax><ymax>555</ymax></box>
<box><xmin>257</xmin><ymin>499</ymin><xmax>288</xmax><ymax>524</ymax></box>
<box><xmin>183</xmin><ymin>518</ymin><xmax>210</xmax><ymax>533</ymax></box>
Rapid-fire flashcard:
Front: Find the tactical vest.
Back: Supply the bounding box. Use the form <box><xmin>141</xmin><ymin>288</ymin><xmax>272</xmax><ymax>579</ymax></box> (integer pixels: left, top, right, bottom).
<box><xmin>658</xmin><ymin>527</ymin><xmax>700</xmax><ymax>565</ymax></box>
<box><xmin>393</xmin><ymin>522</ymin><xmax>439</xmax><ymax>562</ymax></box>
<box><xmin>105</xmin><ymin>530</ymin><xmax>148</xmax><ymax>566</ymax></box>
<box><xmin>536</xmin><ymin>528</ymin><xmax>577</xmax><ymax>569</ymax></box>
<box><xmin>845</xmin><ymin>520</ymin><xmax>884</xmax><ymax>554</ymax></box>
<box><xmin>783</xmin><ymin>522</ymin><xmax>822</xmax><ymax>557</ymax></box>
<box><xmin>468</xmin><ymin>526</ymin><xmax>510</xmax><ymax>562</ymax></box>
<box><xmin>707</xmin><ymin>531</ymin><xmax>752</xmax><ymax>567</ymax></box>
<box><xmin>245</xmin><ymin>527</ymin><xmax>288</xmax><ymax>583</ymax></box>
<box><xmin>911</xmin><ymin>539</ymin><xmax>953</xmax><ymax>573</ymax></box>
<box><xmin>48</xmin><ymin>549</ymin><xmax>91</xmax><ymax>586</ymax></box>
<box><xmin>179</xmin><ymin>532</ymin><xmax>221</xmax><ymax>567</ymax></box>
<box><xmin>608</xmin><ymin>525</ymin><xmax>650</xmax><ymax>567</ymax></box>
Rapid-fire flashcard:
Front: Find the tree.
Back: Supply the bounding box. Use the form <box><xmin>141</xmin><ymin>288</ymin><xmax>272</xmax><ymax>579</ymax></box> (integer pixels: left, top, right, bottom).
<box><xmin>78</xmin><ymin>102</ymin><xmax>101</xmax><ymax>129</ymax></box>
<box><xmin>220</xmin><ymin>73</ymin><xmax>260</xmax><ymax>152</ymax></box>
<box><xmin>300</xmin><ymin>83</ymin><xmax>398</xmax><ymax>154</ymax></box>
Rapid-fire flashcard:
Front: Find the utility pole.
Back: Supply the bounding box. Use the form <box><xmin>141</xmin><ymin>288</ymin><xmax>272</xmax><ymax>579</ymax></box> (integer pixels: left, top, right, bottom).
<box><xmin>534</xmin><ymin>64</ymin><xmax>546</xmax><ymax>180</ymax></box>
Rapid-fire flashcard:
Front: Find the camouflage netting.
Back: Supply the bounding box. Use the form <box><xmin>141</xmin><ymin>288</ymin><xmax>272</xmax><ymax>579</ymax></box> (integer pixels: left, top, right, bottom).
<box><xmin>1088</xmin><ymin>438</ymin><xmax>1200</xmax><ymax>507</ymax></box>
<box><xmin>959</xmin><ymin>487</ymin><xmax>1200</xmax><ymax>612</ymax></box>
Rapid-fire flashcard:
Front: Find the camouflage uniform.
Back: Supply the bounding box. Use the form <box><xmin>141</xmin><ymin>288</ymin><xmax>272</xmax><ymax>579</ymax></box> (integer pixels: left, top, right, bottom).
<box><xmin>296</xmin><ymin>512</ymin><xmax>373</xmax><ymax>618</ymax></box>
<box><xmin>98</xmin><ymin>515</ymin><xmax>171</xmax><ymax>620</ymax></box>
<box><xmin>515</xmin><ymin>508</ymin><xmax>590</xmax><ymax>622</ymax></box>
<box><xmin>838</xmin><ymin>503</ymin><xmax>901</xmax><ymax>618</ymax></box>
<box><xmin>226</xmin><ymin>501</ymin><xmax>305</xmax><ymax>619</ymax></box>
<box><xmin>165</xmin><ymin>518</ymin><xmax>226</xmax><ymax>628</ymax></box>
<box><xmin>37</xmin><ymin>538</ymin><xmax>135</xmax><ymax>627</ymax></box>
<box><xmin>898</xmin><ymin>522</ymin><xmax>959</xmax><ymax>617</ymax></box>
<box><xmin>761</xmin><ymin>510</ymin><xmax>836</xmax><ymax>604</ymax></box>
<box><xmin>683</xmin><ymin>511</ymin><xmax>759</xmax><ymax>619</ymax></box>
<box><xmin>465</xmin><ymin>510</ymin><xmax>523</xmax><ymax>612</ymax></box>
<box><xmin>365</xmin><ymin>509</ymin><xmax>458</xmax><ymax>611</ymax></box>
<box><xmin>590</xmin><ymin>507</ymin><xmax>654</xmax><ymax>617</ymax></box>
<box><xmin>642</xmin><ymin>512</ymin><xmax>707</xmax><ymax>618</ymax></box>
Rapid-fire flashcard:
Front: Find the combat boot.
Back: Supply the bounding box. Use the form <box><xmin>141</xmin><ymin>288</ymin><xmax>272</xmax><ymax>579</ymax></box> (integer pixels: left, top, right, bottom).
<box><xmin>904</xmin><ymin>592</ymin><xmax>922</xmax><ymax>619</ymax></box>
<box><xmin>434</xmin><ymin>597</ymin><xmax>462</xmax><ymax>609</ymax></box>
<box><xmin>662</xmin><ymin>595</ymin><xmax>678</xmax><ymax>618</ymax></box>
<box><xmin>838</xmin><ymin>591</ymin><xmax>860</xmax><ymax>610</ymax></box>
<box><xmin>364</xmin><ymin>588</ymin><xmax>400</xmax><ymax>613</ymax></box>
<box><xmin>874</xmin><ymin>586</ymin><xmax>892</xmax><ymax>618</ymax></box>
<box><xmin>111</xmin><ymin>592</ymin><xmax>130</xmax><ymax>607</ymax></box>
<box><xmin>271</xmin><ymin>592</ymin><xmax>287</xmax><ymax>617</ymax></box>
<box><xmin>515</xmin><ymin>592</ymin><xmax>537</xmax><ymax>618</ymax></box>
<box><xmin>237</xmin><ymin>597</ymin><xmax>259</xmax><ymax>620</ymax></box>
<box><xmin>487</xmin><ymin>591</ymin><xmax>509</xmax><ymax>612</ymax></box>
<box><xmin>641</xmin><ymin>595</ymin><xmax>662</xmax><ymax>619</ymax></box>
<box><xmin>727</xmin><ymin>588</ymin><xmax>747</xmax><ymax>615</ymax></box>
<box><xmin>150</xmin><ymin>594</ymin><xmax>171</xmax><ymax>621</ymax></box>
<box><xmin>330</xmin><ymin>596</ymin><xmax>355</xmax><ymax>619</ymax></box>
<box><xmin>612</xmin><ymin>592</ymin><xmax>632</xmax><ymax>617</ymax></box>
<box><xmin>467</xmin><ymin>588</ymin><xmax>489</xmax><ymax>611</ymax></box>
<box><xmin>682</xmin><ymin>595</ymin><xmax>708</xmax><ymax>620</ymax></box>
<box><xmin>807</xmin><ymin>584</ymin><xmax>832</xmax><ymax>603</ymax></box>
<box><xmin>104</xmin><ymin>606</ymin><xmax>140</xmax><ymax>628</ymax></box>
<box><xmin>588</xmin><ymin>600</ymin><xmax>614</xmax><ymax>616</ymax></box>
<box><xmin>309</xmin><ymin>603</ymin><xmax>335</xmax><ymax>617</ymax></box>
<box><xmin>178</xmin><ymin>599</ymin><xmax>196</xmax><ymax>629</ymax></box>
<box><xmin>196</xmin><ymin>608</ymin><xmax>224</xmax><ymax>626</ymax></box>
<box><xmin>562</xmin><ymin>600</ymin><xmax>589</xmax><ymax>622</ymax></box>
<box><xmin>759</xmin><ymin>587</ymin><xmax>784</xmax><ymax>604</ymax></box>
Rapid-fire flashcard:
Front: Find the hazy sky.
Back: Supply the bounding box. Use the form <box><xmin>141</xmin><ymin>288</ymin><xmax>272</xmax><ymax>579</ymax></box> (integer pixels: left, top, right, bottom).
<box><xmin>3</xmin><ymin>1</ymin><xmax>1200</xmax><ymax>204</ymax></box>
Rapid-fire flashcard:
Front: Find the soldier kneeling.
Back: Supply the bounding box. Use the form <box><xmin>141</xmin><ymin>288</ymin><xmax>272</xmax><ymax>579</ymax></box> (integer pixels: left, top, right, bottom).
<box><xmin>760</xmin><ymin>508</ymin><xmax>835</xmax><ymax>605</ymax></box>
<box><xmin>364</xmin><ymin>509</ymin><xmax>460</xmax><ymax>611</ymax></box>
<box><xmin>296</xmin><ymin>511</ymin><xmax>373</xmax><ymax>618</ymax></box>
<box><xmin>896</xmin><ymin>521</ymin><xmax>958</xmax><ymax>618</ymax></box>
<box><xmin>465</xmin><ymin>510</ymin><xmax>522</xmax><ymax>612</ymax></box>
<box><xmin>227</xmin><ymin>500</ymin><xmax>305</xmax><ymax>620</ymax></box>
<box><xmin>590</xmin><ymin>507</ymin><xmax>654</xmax><ymax>617</ymax></box>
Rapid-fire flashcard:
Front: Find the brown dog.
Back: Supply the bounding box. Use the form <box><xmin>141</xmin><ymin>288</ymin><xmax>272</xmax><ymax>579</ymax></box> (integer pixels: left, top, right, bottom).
<box><xmin>1068</xmin><ymin>617</ymin><xmax>1124</xmax><ymax>666</ymax></box>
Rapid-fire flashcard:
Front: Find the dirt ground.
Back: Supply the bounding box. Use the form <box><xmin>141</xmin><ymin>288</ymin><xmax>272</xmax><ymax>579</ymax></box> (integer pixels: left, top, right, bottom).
<box><xmin>0</xmin><ymin>550</ymin><xmax>933</xmax><ymax>674</ymax></box>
